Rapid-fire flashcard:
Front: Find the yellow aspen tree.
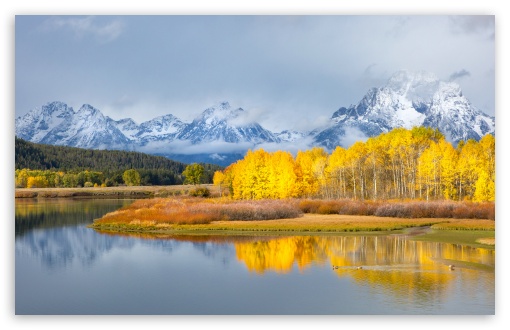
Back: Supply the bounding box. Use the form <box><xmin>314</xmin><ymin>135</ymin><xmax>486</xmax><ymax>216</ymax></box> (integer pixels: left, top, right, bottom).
<box><xmin>438</xmin><ymin>139</ymin><xmax>459</xmax><ymax>200</ymax></box>
<box><xmin>385</xmin><ymin>129</ymin><xmax>407</xmax><ymax>198</ymax></box>
<box><xmin>26</xmin><ymin>175</ymin><xmax>49</xmax><ymax>188</ymax></box>
<box><xmin>295</xmin><ymin>147</ymin><xmax>328</xmax><ymax>197</ymax></box>
<box><xmin>227</xmin><ymin>159</ymin><xmax>253</xmax><ymax>199</ymax></box>
<box><xmin>409</xmin><ymin>127</ymin><xmax>442</xmax><ymax>199</ymax></box>
<box><xmin>364</xmin><ymin>137</ymin><xmax>385</xmax><ymax>200</ymax></box>
<box><xmin>456</xmin><ymin>139</ymin><xmax>481</xmax><ymax>200</ymax></box>
<box><xmin>417</xmin><ymin>141</ymin><xmax>442</xmax><ymax>200</ymax></box>
<box><xmin>213</xmin><ymin>171</ymin><xmax>225</xmax><ymax>197</ymax></box>
<box><xmin>230</xmin><ymin>149</ymin><xmax>272</xmax><ymax>199</ymax></box>
<box><xmin>375</xmin><ymin>132</ymin><xmax>395</xmax><ymax>198</ymax></box>
<box><xmin>268</xmin><ymin>151</ymin><xmax>298</xmax><ymax>199</ymax></box>
<box><xmin>15</xmin><ymin>168</ymin><xmax>29</xmax><ymax>188</ymax></box>
<box><xmin>474</xmin><ymin>171</ymin><xmax>495</xmax><ymax>202</ymax></box>
<box><xmin>325</xmin><ymin>146</ymin><xmax>348</xmax><ymax>199</ymax></box>
<box><xmin>345</xmin><ymin>141</ymin><xmax>367</xmax><ymax>200</ymax></box>
<box><xmin>474</xmin><ymin>134</ymin><xmax>495</xmax><ymax>201</ymax></box>
<box><xmin>251</xmin><ymin>149</ymin><xmax>271</xmax><ymax>199</ymax></box>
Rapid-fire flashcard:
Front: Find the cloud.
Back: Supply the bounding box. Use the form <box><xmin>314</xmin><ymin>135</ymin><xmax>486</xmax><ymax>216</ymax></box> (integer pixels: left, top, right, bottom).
<box><xmin>209</xmin><ymin>153</ymin><xmax>226</xmax><ymax>161</ymax></box>
<box><xmin>449</xmin><ymin>16</ymin><xmax>495</xmax><ymax>39</ymax></box>
<box><xmin>257</xmin><ymin>136</ymin><xmax>316</xmax><ymax>155</ymax></box>
<box><xmin>137</xmin><ymin>139</ymin><xmax>256</xmax><ymax>156</ymax></box>
<box><xmin>42</xmin><ymin>16</ymin><xmax>124</xmax><ymax>43</ymax></box>
<box><xmin>338</xmin><ymin>126</ymin><xmax>369</xmax><ymax>148</ymax></box>
<box><xmin>449</xmin><ymin>69</ymin><xmax>471</xmax><ymax>81</ymax></box>
<box><xmin>227</xmin><ymin>107</ymin><xmax>270</xmax><ymax>127</ymax></box>
<box><xmin>385</xmin><ymin>16</ymin><xmax>411</xmax><ymax>38</ymax></box>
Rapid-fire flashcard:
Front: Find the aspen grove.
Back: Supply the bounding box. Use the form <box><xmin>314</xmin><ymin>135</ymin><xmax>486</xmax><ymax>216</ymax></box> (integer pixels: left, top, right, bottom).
<box><xmin>214</xmin><ymin>127</ymin><xmax>495</xmax><ymax>202</ymax></box>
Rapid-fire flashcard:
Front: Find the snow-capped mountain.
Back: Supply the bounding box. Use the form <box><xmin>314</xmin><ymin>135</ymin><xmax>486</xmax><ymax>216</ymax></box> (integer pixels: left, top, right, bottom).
<box><xmin>15</xmin><ymin>101</ymin><xmax>74</xmax><ymax>143</ymax></box>
<box><xmin>15</xmin><ymin>101</ymin><xmax>282</xmax><ymax>165</ymax></box>
<box><xmin>16</xmin><ymin>102</ymin><xmax>132</xmax><ymax>149</ymax></box>
<box><xmin>176</xmin><ymin>102</ymin><xmax>280</xmax><ymax>144</ymax></box>
<box><xmin>134</xmin><ymin>114</ymin><xmax>186</xmax><ymax>145</ymax></box>
<box><xmin>313</xmin><ymin>70</ymin><xmax>495</xmax><ymax>149</ymax></box>
<box><xmin>15</xmin><ymin>70</ymin><xmax>495</xmax><ymax>166</ymax></box>
<box><xmin>275</xmin><ymin>130</ymin><xmax>307</xmax><ymax>142</ymax></box>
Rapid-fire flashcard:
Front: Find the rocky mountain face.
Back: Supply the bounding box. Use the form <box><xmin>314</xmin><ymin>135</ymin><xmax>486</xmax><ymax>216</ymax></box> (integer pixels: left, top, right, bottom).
<box><xmin>312</xmin><ymin>70</ymin><xmax>495</xmax><ymax>149</ymax></box>
<box><xmin>15</xmin><ymin>71</ymin><xmax>495</xmax><ymax>166</ymax></box>
<box><xmin>176</xmin><ymin>102</ymin><xmax>280</xmax><ymax>144</ymax></box>
<box><xmin>15</xmin><ymin>101</ymin><xmax>280</xmax><ymax>165</ymax></box>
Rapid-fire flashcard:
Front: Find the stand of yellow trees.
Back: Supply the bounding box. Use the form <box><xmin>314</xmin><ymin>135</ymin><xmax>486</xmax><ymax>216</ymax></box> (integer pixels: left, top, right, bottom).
<box><xmin>214</xmin><ymin>127</ymin><xmax>495</xmax><ymax>202</ymax></box>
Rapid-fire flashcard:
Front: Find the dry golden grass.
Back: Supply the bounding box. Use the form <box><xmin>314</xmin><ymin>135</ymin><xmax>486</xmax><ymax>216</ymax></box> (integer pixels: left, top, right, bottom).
<box><xmin>91</xmin><ymin>210</ymin><xmax>446</xmax><ymax>233</ymax></box>
<box><xmin>91</xmin><ymin>197</ymin><xmax>303</xmax><ymax>230</ymax></box>
<box><xmin>476</xmin><ymin>237</ymin><xmax>495</xmax><ymax>245</ymax></box>
<box><xmin>431</xmin><ymin>219</ymin><xmax>495</xmax><ymax>231</ymax></box>
<box><xmin>191</xmin><ymin>214</ymin><xmax>444</xmax><ymax>232</ymax></box>
<box><xmin>15</xmin><ymin>185</ymin><xmax>213</xmax><ymax>198</ymax></box>
<box><xmin>88</xmin><ymin>197</ymin><xmax>495</xmax><ymax>234</ymax></box>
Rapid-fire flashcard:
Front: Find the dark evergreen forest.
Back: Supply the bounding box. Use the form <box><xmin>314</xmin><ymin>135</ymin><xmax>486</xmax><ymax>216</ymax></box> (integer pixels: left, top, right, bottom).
<box><xmin>15</xmin><ymin>137</ymin><xmax>222</xmax><ymax>186</ymax></box>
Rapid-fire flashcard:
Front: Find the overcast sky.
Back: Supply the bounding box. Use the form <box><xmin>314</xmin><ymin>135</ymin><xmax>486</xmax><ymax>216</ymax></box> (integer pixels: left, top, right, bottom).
<box><xmin>15</xmin><ymin>15</ymin><xmax>495</xmax><ymax>132</ymax></box>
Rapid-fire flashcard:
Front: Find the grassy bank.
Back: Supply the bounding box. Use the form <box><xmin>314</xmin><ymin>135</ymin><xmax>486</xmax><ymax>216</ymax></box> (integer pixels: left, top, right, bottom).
<box><xmin>15</xmin><ymin>185</ymin><xmax>214</xmax><ymax>199</ymax></box>
<box><xmin>91</xmin><ymin>213</ymin><xmax>446</xmax><ymax>233</ymax></box>
<box><xmin>89</xmin><ymin>197</ymin><xmax>495</xmax><ymax>242</ymax></box>
<box><xmin>410</xmin><ymin>229</ymin><xmax>495</xmax><ymax>249</ymax></box>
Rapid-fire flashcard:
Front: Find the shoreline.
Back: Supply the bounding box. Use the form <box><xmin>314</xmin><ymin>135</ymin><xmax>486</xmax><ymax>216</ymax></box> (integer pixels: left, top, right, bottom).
<box><xmin>89</xmin><ymin>213</ymin><xmax>495</xmax><ymax>249</ymax></box>
<box><xmin>15</xmin><ymin>185</ymin><xmax>212</xmax><ymax>199</ymax></box>
<box><xmin>17</xmin><ymin>188</ymin><xmax>495</xmax><ymax>248</ymax></box>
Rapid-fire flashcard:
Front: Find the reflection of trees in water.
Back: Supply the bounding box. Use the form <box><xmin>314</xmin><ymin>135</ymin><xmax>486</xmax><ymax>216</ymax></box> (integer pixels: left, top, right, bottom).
<box><xmin>15</xmin><ymin>199</ymin><xmax>137</xmax><ymax>269</ymax></box>
<box><xmin>15</xmin><ymin>199</ymin><xmax>134</xmax><ymax>236</ymax></box>
<box><xmin>235</xmin><ymin>236</ymin><xmax>329</xmax><ymax>274</ymax></box>
<box><xmin>15</xmin><ymin>225</ymin><xmax>137</xmax><ymax>269</ymax></box>
<box><xmin>232</xmin><ymin>235</ymin><xmax>494</xmax><ymax>302</ymax></box>
<box><xmin>232</xmin><ymin>235</ymin><xmax>494</xmax><ymax>274</ymax></box>
<box><xmin>15</xmin><ymin>199</ymin><xmax>238</xmax><ymax>270</ymax></box>
<box><xmin>16</xmin><ymin>199</ymin><xmax>495</xmax><ymax>303</ymax></box>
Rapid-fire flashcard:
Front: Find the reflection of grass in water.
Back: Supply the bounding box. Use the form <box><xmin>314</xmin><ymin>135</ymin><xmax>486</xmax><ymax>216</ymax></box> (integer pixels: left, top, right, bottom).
<box><xmin>15</xmin><ymin>199</ymin><xmax>135</xmax><ymax>236</ymax></box>
<box><xmin>430</xmin><ymin>258</ymin><xmax>495</xmax><ymax>272</ymax></box>
<box><xmin>476</xmin><ymin>237</ymin><xmax>495</xmax><ymax>246</ymax></box>
<box><xmin>411</xmin><ymin>229</ymin><xmax>495</xmax><ymax>250</ymax></box>
<box><xmin>431</xmin><ymin>219</ymin><xmax>494</xmax><ymax>231</ymax></box>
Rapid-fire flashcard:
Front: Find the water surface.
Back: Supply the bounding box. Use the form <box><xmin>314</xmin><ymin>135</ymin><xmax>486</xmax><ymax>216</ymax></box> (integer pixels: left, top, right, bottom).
<box><xmin>15</xmin><ymin>198</ymin><xmax>495</xmax><ymax>315</ymax></box>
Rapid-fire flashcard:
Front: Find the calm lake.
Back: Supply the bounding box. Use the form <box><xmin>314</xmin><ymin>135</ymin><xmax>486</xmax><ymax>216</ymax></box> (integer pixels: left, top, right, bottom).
<box><xmin>15</xmin><ymin>198</ymin><xmax>495</xmax><ymax>315</ymax></box>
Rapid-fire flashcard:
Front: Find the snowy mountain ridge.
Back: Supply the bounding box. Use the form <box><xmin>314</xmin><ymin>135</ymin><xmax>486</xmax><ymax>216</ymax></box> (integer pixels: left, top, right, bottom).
<box><xmin>15</xmin><ymin>70</ymin><xmax>495</xmax><ymax>165</ymax></box>
<box><xmin>312</xmin><ymin>70</ymin><xmax>495</xmax><ymax>149</ymax></box>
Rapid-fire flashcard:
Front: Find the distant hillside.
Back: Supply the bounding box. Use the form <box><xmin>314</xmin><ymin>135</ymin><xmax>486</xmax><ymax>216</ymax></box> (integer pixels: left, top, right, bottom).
<box><xmin>15</xmin><ymin>137</ymin><xmax>222</xmax><ymax>185</ymax></box>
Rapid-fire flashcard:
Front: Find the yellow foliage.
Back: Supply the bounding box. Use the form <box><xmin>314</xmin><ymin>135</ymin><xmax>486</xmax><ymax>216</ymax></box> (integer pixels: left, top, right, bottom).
<box><xmin>212</xmin><ymin>128</ymin><xmax>495</xmax><ymax>202</ymax></box>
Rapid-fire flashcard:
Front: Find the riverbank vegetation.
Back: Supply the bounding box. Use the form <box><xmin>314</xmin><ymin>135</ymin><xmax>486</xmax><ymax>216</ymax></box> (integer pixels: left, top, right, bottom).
<box><xmin>89</xmin><ymin>197</ymin><xmax>495</xmax><ymax>234</ymax></box>
<box><xmin>15</xmin><ymin>184</ymin><xmax>212</xmax><ymax>199</ymax></box>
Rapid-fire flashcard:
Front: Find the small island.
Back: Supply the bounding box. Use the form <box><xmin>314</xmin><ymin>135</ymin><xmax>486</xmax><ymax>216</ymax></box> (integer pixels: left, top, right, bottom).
<box><xmin>88</xmin><ymin>195</ymin><xmax>495</xmax><ymax>248</ymax></box>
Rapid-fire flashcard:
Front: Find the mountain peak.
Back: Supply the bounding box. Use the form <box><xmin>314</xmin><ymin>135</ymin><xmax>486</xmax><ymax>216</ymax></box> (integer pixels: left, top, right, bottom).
<box><xmin>385</xmin><ymin>70</ymin><xmax>440</xmax><ymax>101</ymax></box>
<box><xmin>218</xmin><ymin>101</ymin><xmax>231</xmax><ymax>109</ymax></box>
<box><xmin>314</xmin><ymin>70</ymin><xmax>494</xmax><ymax>149</ymax></box>
<box><xmin>197</xmin><ymin>101</ymin><xmax>244</xmax><ymax>126</ymax></box>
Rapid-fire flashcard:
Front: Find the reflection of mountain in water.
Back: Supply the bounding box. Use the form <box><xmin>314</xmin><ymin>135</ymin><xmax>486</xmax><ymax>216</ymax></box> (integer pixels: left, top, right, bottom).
<box><xmin>15</xmin><ymin>225</ymin><xmax>137</xmax><ymax>269</ymax></box>
<box><xmin>15</xmin><ymin>199</ymin><xmax>494</xmax><ymax>308</ymax></box>
<box><xmin>15</xmin><ymin>199</ymin><xmax>238</xmax><ymax>269</ymax></box>
<box><xmin>15</xmin><ymin>199</ymin><xmax>134</xmax><ymax>236</ymax></box>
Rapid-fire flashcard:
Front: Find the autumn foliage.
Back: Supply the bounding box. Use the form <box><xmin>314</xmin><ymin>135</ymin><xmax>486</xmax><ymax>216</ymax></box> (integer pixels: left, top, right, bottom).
<box><xmin>214</xmin><ymin>127</ymin><xmax>495</xmax><ymax>202</ymax></box>
<box><xmin>92</xmin><ymin>197</ymin><xmax>304</xmax><ymax>228</ymax></box>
